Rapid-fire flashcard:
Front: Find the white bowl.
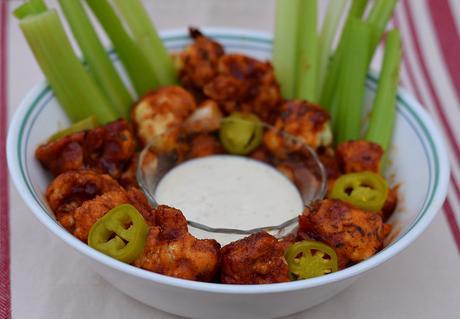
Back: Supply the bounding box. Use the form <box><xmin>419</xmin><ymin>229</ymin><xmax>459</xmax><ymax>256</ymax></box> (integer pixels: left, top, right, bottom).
<box><xmin>7</xmin><ymin>28</ymin><xmax>450</xmax><ymax>319</ymax></box>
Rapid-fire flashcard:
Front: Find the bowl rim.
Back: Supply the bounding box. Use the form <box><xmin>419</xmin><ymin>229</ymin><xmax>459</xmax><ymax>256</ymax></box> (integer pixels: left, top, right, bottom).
<box><xmin>7</xmin><ymin>27</ymin><xmax>451</xmax><ymax>294</ymax></box>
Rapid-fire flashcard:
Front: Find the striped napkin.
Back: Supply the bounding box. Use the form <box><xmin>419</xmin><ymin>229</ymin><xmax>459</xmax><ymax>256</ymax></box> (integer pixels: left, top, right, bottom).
<box><xmin>0</xmin><ymin>0</ymin><xmax>458</xmax><ymax>318</ymax></box>
<box><xmin>393</xmin><ymin>0</ymin><xmax>460</xmax><ymax>253</ymax></box>
<box><xmin>1</xmin><ymin>1</ymin><xmax>10</xmax><ymax>318</ymax></box>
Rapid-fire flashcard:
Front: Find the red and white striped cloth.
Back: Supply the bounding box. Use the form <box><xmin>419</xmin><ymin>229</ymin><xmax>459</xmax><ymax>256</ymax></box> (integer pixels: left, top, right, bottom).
<box><xmin>0</xmin><ymin>0</ymin><xmax>10</xmax><ymax>318</ymax></box>
<box><xmin>0</xmin><ymin>0</ymin><xmax>458</xmax><ymax>318</ymax></box>
<box><xmin>393</xmin><ymin>0</ymin><xmax>460</xmax><ymax>253</ymax></box>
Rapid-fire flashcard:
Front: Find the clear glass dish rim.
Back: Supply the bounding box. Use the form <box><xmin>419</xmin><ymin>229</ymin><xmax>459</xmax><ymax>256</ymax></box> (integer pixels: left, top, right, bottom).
<box><xmin>136</xmin><ymin>121</ymin><xmax>328</xmax><ymax>236</ymax></box>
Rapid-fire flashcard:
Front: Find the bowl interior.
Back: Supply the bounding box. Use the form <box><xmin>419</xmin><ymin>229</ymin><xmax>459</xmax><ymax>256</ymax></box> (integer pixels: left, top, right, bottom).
<box><xmin>8</xmin><ymin>29</ymin><xmax>448</xmax><ymax>291</ymax></box>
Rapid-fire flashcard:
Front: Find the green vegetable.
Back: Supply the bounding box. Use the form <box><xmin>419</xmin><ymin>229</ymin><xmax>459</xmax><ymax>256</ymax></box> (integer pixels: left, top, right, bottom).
<box><xmin>219</xmin><ymin>112</ymin><xmax>263</xmax><ymax>155</ymax></box>
<box><xmin>330</xmin><ymin>171</ymin><xmax>389</xmax><ymax>212</ymax></box>
<box><xmin>340</xmin><ymin>0</ymin><xmax>369</xmax><ymax>37</ymax></box>
<box><xmin>86</xmin><ymin>0</ymin><xmax>158</xmax><ymax>97</ymax></box>
<box><xmin>367</xmin><ymin>0</ymin><xmax>399</xmax><ymax>57</ymax></box>
<box><xmin>335</xmin><ymin>19</ymin><xmax>373</xmax><ymax>144</ymax></box>
<box><xmin>296</xmin><ymin>0</ymin><xmax>318</xmax><ymax>102</ymax></box>
<box><xmin>13</xmin><ymin>0</ymin><xmax>47</xmax><ymax>19</ymax></box>
<box><xmin>273</xmin><ymin>0</ymin><xmax>319</xmax><ymax>101</ymax></box>
<box><xmin>58</xmin><ymin>0</ymin><xmax>132</xmax><ymax>118</ymax></box>
<box><xmin>317</xmin><ymin>0</ymin><xmax>346</xmax><ymax>92</ymax></box>
<box><xmin>320</xmin><ymin>0</ymin><xmax>397</xmax><ymax>110</ymax></box>
<box><xmin>319</xmin><ymin>0</ymin><xmax>369</xmax><ymax>110</ymax></box>
<box><xmin>88</xmin><ymin>204</ymin><xmax>149</xmax><ymax>264</ymax></box>
<box><xmin>18</xmin><ymin>10</ymin><xmax>118</xmax><ymax>124</ymax></box>
<box><xmin>349</xmin><ymin>0</ymin><xmax>369</xmax><ymax>18</ymax></box>
<box><xmin>366</xmin><ymin>30</ymin><xmax>401</xmax><ymax>156</ymax></box>
<box><xmin>273</xmin><ymin>0</ymin><xmax>302</xmax><ymax>99</ymax></box>
<box><xmin>113</xmin><ymin>0</ymin><xmax>177</xmax><ymax>86</ymax></box>
<box><xmin>285</xmin><ymin>241</ymin><xmax>338</xmax><ymax>280</ymax></box>
<box><xmin>48</xmin><ymin>116</ymin><xmax>99</xmax><ymax>142</ymax></box>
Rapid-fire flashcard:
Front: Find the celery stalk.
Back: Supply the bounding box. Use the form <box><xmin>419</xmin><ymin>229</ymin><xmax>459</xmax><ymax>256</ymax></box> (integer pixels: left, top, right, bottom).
<box><xmin>325</xmin><ymin>25</ymin><xmax>352</xmax><ymax>127</ymax></box>
<box><xmin>365</xmin><ymin>30</ymin><xmax>401</xmax><ymax>153</ymax></box>
<box><xmin>113</xmin><ymin>0</ymin><xmax>177</xmax><ymax>86</ymax></box>
<box><xmin>273</xmin><ymin>0</ymin><xmax>302</xmax><ymax>99</ymax></box>
<box><xmin>59</xmin><ymin>0</ymin><xmax>132</xmax><ymax>118</ymax></box>
<box><xmin>296</xmin><ymin>0</ymin><xmax>318</xmax><ymax>102</ymax></box>
<box><xmin>19</xmin><ymin>10</ymin><xmax>118</xmax><ymax>124</ymax></box>
<box><xmin>86</xmin><ymin>0</ymin><xmax>158</xmax><ymax>97</ymax></box>
<box><xmin>335</xmin><ymin>19</ymin><xmax>372</xmax><ymax>144</ymax></box>
<box><xmin>13</xmin><ymin>0</ymin><xmax>47</xmax><ymax>19</ymax></box>
<box><xmin>319</xmin><ymin>0</ymin><xmax>368</xmax><ymax>109</ymax></box>
<box><xmin>317</xmin><ymin>0</ymin><xmax>346</xmax><ymax>93</ymax></box>
<box><xmin>367</xmin><ymin>0</ymin><xmax>398</xmax><ymax>54</ymax></box>
<box><xmin>48</xmin><ymin>116</ymin><xmax>98</xmax><ymax>142</ymax></box>
<box><xmin>348</xmin><ymin>0</ymin><xmax>369</xmax><ymax>19</ymax></box>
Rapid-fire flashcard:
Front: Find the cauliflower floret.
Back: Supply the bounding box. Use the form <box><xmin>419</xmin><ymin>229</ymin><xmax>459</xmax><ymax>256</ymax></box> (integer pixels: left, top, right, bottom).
<box><xmin>179</xmin><ymin>28</ymin><xmax>225</xmax><ymax>91</ymax></box>
<box><xmin>220</xmin><ymin>232</ymin><xmax>290</xmax><ymax>284</ymax></box>
<box><xmin>36</xmin><ymin>119</ymin><xmax>136</xmax><ymax>179</ymax></box>
<box><xmin>263</xmin><ymin>100</ymin><xmax>332</xmax><ymax>157</ymax></box>
<box><xmin>203</xmin><ymin>54</ymin><xmax>282</xmax><ymax>122</ymax></box>
<box><xmin>336</xmin><ymin>140</ymin><xmax>384</xmax><ymax>173</ymax></box>
<box><xmin>134</xmin><ymin>205</ymin><xmax>221</xmax><ymax>282</ymax></box>
<box><xmin>46</xmin><ymin>170</ymin><xmax>123</xmax><ymax>213</ymax></box>
<box><xmin>188</xmin><ymin>134</ymin><xmax>223</xmax><ymax>159</ymax></box>
<box><xmin>46</xmin><ymin>170</ymin><xmax>155</xmax><ymax>240</ymax></box>
<box><xmin>298</xmin><ymin>199</ymin><xmax>387</xmax><ymax>268</ymax></box>
<box><xmin>132</xmin><ymin>86</ymin><xmax>196</xmax><ymax>151</ymax></box>
<box><xmin>183</xmin><ymin>99</ymin><xmax>223</xmax><ymax>134</ymax></box>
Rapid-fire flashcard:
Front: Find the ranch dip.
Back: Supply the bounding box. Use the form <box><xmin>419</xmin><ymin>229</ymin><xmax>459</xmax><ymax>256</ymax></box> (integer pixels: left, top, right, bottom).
<box><xmin>155</xmin><ymin>155</ymin><xmax>304</xmax><ymax>233</ymax></box>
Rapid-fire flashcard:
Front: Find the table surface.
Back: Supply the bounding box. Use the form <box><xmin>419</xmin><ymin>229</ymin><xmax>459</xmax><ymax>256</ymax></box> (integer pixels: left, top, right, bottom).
<box><xmin>4</xmin><ymin>0</ymin><xmax>460</xmax><ymax>318</ymax></box>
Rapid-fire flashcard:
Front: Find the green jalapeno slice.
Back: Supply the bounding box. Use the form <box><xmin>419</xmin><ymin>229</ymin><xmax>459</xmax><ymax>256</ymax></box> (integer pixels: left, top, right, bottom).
<box><xmin>88</xmin><ymin>204</ymin><xmax>148</xmax><ymax>263</ymax></box>
<box><xmin>330</xmin><ymin>171</ymin><xmax>388</xmax><ymax>212</ymax></box>
<box><xmin>285</xmin><ymin>241</ymin><xmax>338</xmax><ymax>280</ymax></box>
<box><xmin>219</xmin><ymin>112</ymin><xmax>263</xmax><ymax>155</ymax></box>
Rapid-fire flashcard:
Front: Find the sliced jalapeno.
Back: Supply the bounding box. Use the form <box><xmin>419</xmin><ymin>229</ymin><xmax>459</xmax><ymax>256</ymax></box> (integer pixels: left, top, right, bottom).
<box><xmin>219</xmin><ymin>112</ymin><xmax>263</xmax><ymax>155</ymax></box>
<box><xmin>88</xmin><ymin>204</ymin><xmax>148</xmax><ymax>263</ymax></box>
<box><xmin>285</xmin><ymin>241</ymin><xmax>338</xmax><ymax>280</ymax></box>
<box><xmin>48</xmin><ymin>115</ymin><xmax>98</xmax><ymax>141</ymax></box>
<box><xmin>330</xmin><ymin>171</ymin><xmax>388</xmax><ymax>212</ymax></box>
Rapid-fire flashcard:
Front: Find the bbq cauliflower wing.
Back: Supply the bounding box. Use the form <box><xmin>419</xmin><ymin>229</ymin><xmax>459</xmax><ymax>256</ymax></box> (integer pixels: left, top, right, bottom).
<box><xmin>298</xmin><ymin>199</ymin><xmax>386</xmax><ymax>268</ymax></box>
<box><xmin>132</xmin><ymin>86</ymin><xmax>197</xmax><ymax>151</ymax></box>
<box><xmin>263</xmin><ymin>100</ymin><xmax>332</xmax><ymax>156</ymax></box>
<box><xmin>336</xmin><ymin>140</ymin><xmax>384</xmax><ymax>173</ymax></box>
<box><xmin>36</xmin><ymin>119</ymin><xmax>136</xmax><ymax>179</ymax></box>
<box><xmin>188</xmin><ymin>134</ymin><xmax>223</xmax><ymax>159</ymax></box>
<box><xmin>220</xmin><ymin>232</ymin><xmax>290</xmax><ymax>284</ymax></box>
<box><xmin>183</xmin><ymin>99</ymin><xmax>223</xmax><ymax>134</ymax></box>
<box><xmin>204</xmin><ymin>54</ymin><xmax>282</xmax><ymax>122</ymax></box>
<box><xmin>134</xmin><ymin>205</ymin><xmax>221</xmax><ymax>282</ymax></box>
<box><xmin>46</xmin><ymin>170</ymin><xmax>155</xmax><ymax>241</ymax></box>
<box><xmin>179</xmin><ymin>28</ymin><xmax>225</xmax><ymax>91</ymax></box>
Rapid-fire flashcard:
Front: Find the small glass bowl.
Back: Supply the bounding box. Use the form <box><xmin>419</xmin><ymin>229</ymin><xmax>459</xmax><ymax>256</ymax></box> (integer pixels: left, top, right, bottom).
<box><xmin>136</xmin><ymin>122</ymin><xmax>327</xmax><ymax>244</ymax></box>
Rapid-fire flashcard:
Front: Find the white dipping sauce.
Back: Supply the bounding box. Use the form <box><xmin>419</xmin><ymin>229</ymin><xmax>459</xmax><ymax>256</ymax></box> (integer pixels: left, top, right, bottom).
<box><xmin>155</xmin><ymin>155</ymin><xmax>304</xmax><ymax>231</ymax></box>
